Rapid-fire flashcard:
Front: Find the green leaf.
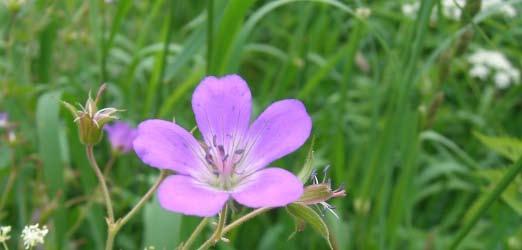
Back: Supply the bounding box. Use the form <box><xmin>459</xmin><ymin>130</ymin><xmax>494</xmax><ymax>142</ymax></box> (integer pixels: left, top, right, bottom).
<box><xmin>298</xmin><ymin>136</ymin><xmax>315</xmax><ymax>182</ymax></box>
<box><xmin>286</xmin><ymin>202</ymin><xmax>333</xmax><ymax>250</ymax></box>
<box><xmin>474</xmin><ymin>131</ymin><xmax>522</xmax><ymax>162</ymax></box>
<box><xmin>36</xmin><ymin>90</ymin><xmax>66</xmax><ymax>248</ymax></box>
<box><xmin>143</xmin><ymin>196</ymin><xmax>182</xmax><ymax>249</ymax></box>
<box><xmin>469</xmin><ymin>168</ymin><xmax>522</xmax><ymax>216</ymax></box>
<box><xmin>211</xmin><ymin>0</ymin><xmax>257</xmax><ymax>74</ymax></box>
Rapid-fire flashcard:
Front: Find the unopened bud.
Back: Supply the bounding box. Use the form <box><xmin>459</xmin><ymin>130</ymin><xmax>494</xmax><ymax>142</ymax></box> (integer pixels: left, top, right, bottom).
<box><xmin>4</xmin><ymin>0</ymin><xmax>26</xmax><ymax>13</ymax></box>
<box><xmin>62</xmin><ymin>84</ymin><xmax>121</xmax><ymax>145</ymax></box>
<box><xmin>298</xmin><ymin>183</ymin><xmax>346</xmax><ymax>205</ymax></box>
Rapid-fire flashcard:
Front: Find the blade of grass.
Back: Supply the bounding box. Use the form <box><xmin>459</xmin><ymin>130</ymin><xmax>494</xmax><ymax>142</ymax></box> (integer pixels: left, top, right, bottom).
<box><xmin>36</xmin><ymin>90</ymin><xmax>66</xmax><ymax>248</ymax></box>
<box><xmin>143</xmin><ymin>0</ymin><xmax>175</xmax><ymax>117</ymax></box>
<box><xmin>449</xmin><ymin>157</ymin><xmax>522</xmax><ymax>249</ymax></box>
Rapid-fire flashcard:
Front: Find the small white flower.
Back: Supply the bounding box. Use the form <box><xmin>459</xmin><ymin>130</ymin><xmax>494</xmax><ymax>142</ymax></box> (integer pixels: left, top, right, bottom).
<box><xmin>21</xmin><ymin>224</ymin><xmax>48</xmax><ymax>250</ymax></box>
<box><xmin>483</xmin><ymin>0</ymin><xmax>517</xmax><ymax>18</ymax></box>
<box><xmin>441</xmin><ymin>0</ymin><xmax>465</xmax><ymax>20</ymax></box>
<box><xmin>355</xmin><ymin>7</ymin><xmax>372</xmax><ymax>19</ymax></box>
<box><xmin>401</xmin><ymin>2</ymin><xmax>420</xmax><ymax>18</ymax></box>
<box><xmin>494</xmin><ymin>72</ymin><xmax>511</xmax><ymax>89</ymax></box>
<box><xmin>0</xmin><ymin>226</ymin><xmax>11</xmax><ymax>243</ymax></box>
<box><xmin>7</xmin><ymin>130</ymin><xmax>17</xmax><ymax>144</ymax></box>
<box><xmin>470</xmin><ymin>64</ymin><xmax>490</xmax><ymax>80</ymax></box>
<box><xmin>468</xmin><ymin>49</ymin><xmax>519</xmax><ymax>89</ymax></box>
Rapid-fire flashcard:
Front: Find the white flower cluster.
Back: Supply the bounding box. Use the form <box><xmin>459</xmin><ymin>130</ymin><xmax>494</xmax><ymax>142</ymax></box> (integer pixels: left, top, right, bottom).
<box><xmin>0</xmin><ymin>226</ymin><xmax>11</xmax><ymax>243</ymax></box>
<box><xmin>402</xmin><ymin>0</ymin><xmax>517</xmax><ymax>20</ymax></box>
<box><xmin>468</xmin><ymin>49</ymin><xmax>520</xmax><ymax>89</ymax></box>
<box><xmin>20</xmin><ymin>224</ymin><xmax>49</xmax><ymax>250</ymax></box>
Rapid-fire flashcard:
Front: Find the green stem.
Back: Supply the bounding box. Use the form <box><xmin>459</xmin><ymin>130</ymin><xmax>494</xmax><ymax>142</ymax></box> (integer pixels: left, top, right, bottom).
<box><xmin>116</xmin><ymin>170</ymin><xmax>168</xmax><ymax>228</ymax></box>
<box><xmin>67</xmin><ymin>153</ymin><xmax>118</xmax><ymax>237</ymax></box>
<box><xmin>206</xmin><ymin>0</ymin><xmax>213</xmax><ymax>74</ymax></box>
<box><xmin>105</xmin><ymin>226</ymin><xmax>116</xmax><ymax>250</ymax></box>
<box><xmin>182</xmin><ymin>217</ymin><xmax>210</xmax><ymax>250</ymax></box>
<box><xmin>449</xmin><ymin>157</ymin><xmax>522</xmax><ymax>250</ymax></box>
<box><xmin>222</xmin><ymin>207</ymin><xmax>270</xmax><ymax>234</ymax></box>
<box><xmin>85</xmin><ymin>145</ymin><xmax>115</xmax><ymax>222</ymax></box>
<box><xmin>2</xmin><ymin>241</ymin><xmax>9</xmax><ymax>250</ymax></box>
<box><xmin>197</xmin><ymin>203</ymin><xmax>228</xmax><ymax>250</ymax></box>
<box><xmin>105</xmin><ymin>170</ymin><xmax>168</xmax><ymax>250</ymax></box>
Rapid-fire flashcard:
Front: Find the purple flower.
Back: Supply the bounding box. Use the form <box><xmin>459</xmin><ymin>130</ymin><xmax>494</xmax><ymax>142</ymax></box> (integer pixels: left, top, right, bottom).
<box><xmin>104</xmin><ymin>121</ymin><xmax>138</xmax><ymax>153</ymax></box>
<box><xmin>133</xmin><ymin>75</ymin><xmax>312</xmax><ymax>217</ymax></box>
<box><xmin>0</xmin><ymin>113</ymin><xmax>8</xmax><ymax>128</ymax></box>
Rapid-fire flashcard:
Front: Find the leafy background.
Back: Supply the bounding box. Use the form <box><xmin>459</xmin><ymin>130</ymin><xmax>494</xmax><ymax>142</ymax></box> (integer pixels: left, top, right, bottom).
<box><xmin>1</xmin><ymin>0</ymin><xmax>521</xmax><ymax>249</ymax></box>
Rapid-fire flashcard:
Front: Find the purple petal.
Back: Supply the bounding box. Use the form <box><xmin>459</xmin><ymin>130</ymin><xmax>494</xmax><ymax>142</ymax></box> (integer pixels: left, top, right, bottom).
<box><xmin>157</xmin><ymin>175</ymin><xmax>229</xmax><ymax>217</ymax></box>
<box><xmin>0</xmin><ymin>112</ymin><xmax>8</xmax><ymax>128</ymax></box>
<box><xmin>232</xmin><ymin>168</ymin><xmax>303</xmax><ymax>208</ymax></box>
<box><xmin>192</xmin><ymin>75</ymin><xmax>252</xmax><ymax>152</ymax></box>
<box><xmin>104</xmin><ymin>121</ymin><xmax>137</xmax><ymax>153</ymax></box>
<box><xmin>133</xmin><ymin>119</ymin><xmax>206</xmax><ymax>176</ymax></box>
<box><xmin>239</xmin><ymin>99</ymin><xmax>312</xmax><ymax>174</ymax></box>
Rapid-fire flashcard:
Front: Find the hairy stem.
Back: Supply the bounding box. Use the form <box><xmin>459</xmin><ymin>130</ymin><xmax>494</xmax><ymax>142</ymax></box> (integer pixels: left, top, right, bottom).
<box><xmin>117</xmin><ymin>170</ymin><xmax>168</xmax><ymax>228</ymax></box>
<box><xmin>222</xmin><ymin>207</ymin><xmax>270</xmax><ymax>234</ymax></box>
<box><xmin>85</xmin><ymin>145</ymin><xmax>115</xmax><ymax>222</ymax></box>
<box><xmin>66</xmin><ymin>153</ymin><xmax>118</xmax><ymax>237</ymax></box>
<box><xmin>197</xmin><ymin>203</ymin><xmax>228</xmax><ymax>250</ymax></box>
<box><xmin>182</xmin><ymin>217</ymin><xmax>210</xmax><ymax>250</ymax></box>
<box><xmin>105</xmin><ymin>170</ymin><xmax>168</xmax><ymax>249</ymax></box>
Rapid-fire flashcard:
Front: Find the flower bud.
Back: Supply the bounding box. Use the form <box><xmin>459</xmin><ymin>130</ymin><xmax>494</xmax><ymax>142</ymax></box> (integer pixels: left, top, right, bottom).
<box><xmin>63</xmin><ymin>84</ymin><xmax>121</xmax><ymax>145</ymax></box>
<box><xmin>4</xmin><ymin>0</ymin><xmax>26</xmax><ymax>13</ymax></box>
<box><xmin>298</xmin><ymin>183</ymin><xmax>345</xmax><ymax>205</ymax></box>
<box><xmin>297</xmin><ymin>166</ymin><xmax>346</xmax><ymax>219</ymax></box>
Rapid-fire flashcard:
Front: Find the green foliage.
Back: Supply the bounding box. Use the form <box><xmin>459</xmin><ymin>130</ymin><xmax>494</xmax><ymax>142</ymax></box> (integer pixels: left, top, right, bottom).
<box><xmin>1</xmin><ymin>0</ymin><xmax>521</xmax><ymax>249</ymax></box>
<box><xmin>286</xmin><ymin>202</ymin><xmax>333</xmax><ymax>250</ymax></box>
<box><xmin>474</xmin><ymin>132</ymin><xmax>522</xmax><ymax>162</ymax></box>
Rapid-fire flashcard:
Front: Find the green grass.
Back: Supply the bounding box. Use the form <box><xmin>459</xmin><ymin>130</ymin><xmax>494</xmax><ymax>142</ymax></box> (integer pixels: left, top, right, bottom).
<box><xmin>1</xmin><ymin>0</ymin><xmax>521</xmax><ymax>249</ymax></box>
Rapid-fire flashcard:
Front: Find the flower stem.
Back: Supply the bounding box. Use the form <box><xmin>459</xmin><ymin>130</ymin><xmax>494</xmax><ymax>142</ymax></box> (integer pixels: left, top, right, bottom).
<box><xmin>222</xmin><ymin>207</ymin><xmax>270</xmax><ymax>234</ymax></box>
<box><xmin>105</xmin><ymin>170</ymin><xmax>168</xmax><ymax>250</ymax></box>
<box><xmin>182</xmin><ymin>217</ymin><xmax>210</xmax><ymax>250</ymax></box>
<box><xmin>86</xmin><ymin>145</ymin><xmax>115</xmax><ymax>223</ymax></box>
<box><xmin>449</xmin><ymin>157</ymin><xmax>522</xmax><ymax>250</ymax></box>
<box><xmin>2</xmin><ymin>241</ymin><xmax>9</xmax><ymax>250</ymax></box>
<box><xmin>67</xmin><ymin>153</ymin><xmax>117</xmax><ymax>237</ymax></box>
<box><xmin>117</xmin><ymin>170</ymin><xmax>168</xmax><ymax>228</ymax></box>
<box><xmin>197</xmin><ymin>203</ymin><xmax>228</xmax><ymax>250</ymax></box>
<box><xmin>105</xmin><ymin>226</ymin><xmax>116</xmax><ymax>250</ymax></box>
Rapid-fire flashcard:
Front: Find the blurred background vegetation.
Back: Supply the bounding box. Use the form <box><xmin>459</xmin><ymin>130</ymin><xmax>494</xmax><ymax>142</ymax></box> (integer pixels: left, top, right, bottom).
<box><xmin>0</xmin><ymin>0</ymin><xmax>521</xmax><ymax>249</ymax></box>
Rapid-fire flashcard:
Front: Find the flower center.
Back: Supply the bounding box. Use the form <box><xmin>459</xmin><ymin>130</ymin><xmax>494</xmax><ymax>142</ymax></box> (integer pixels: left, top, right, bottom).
<box><xmin>201</xmin><ymin>135</ymin><xmax>246</xmax><ymax>190</ymax></box>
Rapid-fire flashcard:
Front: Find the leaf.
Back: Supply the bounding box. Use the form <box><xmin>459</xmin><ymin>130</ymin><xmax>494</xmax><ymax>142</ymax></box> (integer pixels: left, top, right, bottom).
<box><xmin>298</xmin><ymin>136</ymin><xmax>315</xmax><ymax>182</ymax></box>
<box><xmin>36</xmin><ymin>90</ymin><xmax>67</xmax><ymax>248</ymax></box>
<box><xmin>286</xmin><ymin>202</ymin><xmax>334</xmax><ymax>250</ymax></box>
<box><xmin>143</xmin><ymin>196</ymin><xmax>182</xmax><ymax>249</ymax></box>
<box><xmin>474</xmin><ymin>131</ymin><xmax>522</xmax><ymax>162</ymax></box>
<box><xmin>476</xmin><ymin>168</ymin><xmax>522</xmax><ymax>216</ymax></box>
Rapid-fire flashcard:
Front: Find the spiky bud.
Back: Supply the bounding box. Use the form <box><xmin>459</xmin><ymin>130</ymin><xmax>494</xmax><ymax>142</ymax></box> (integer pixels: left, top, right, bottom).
<box><xmin>63</xmin><ymin>84</ymin><xmax>121</xmax><ymax>145</ymax></box>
